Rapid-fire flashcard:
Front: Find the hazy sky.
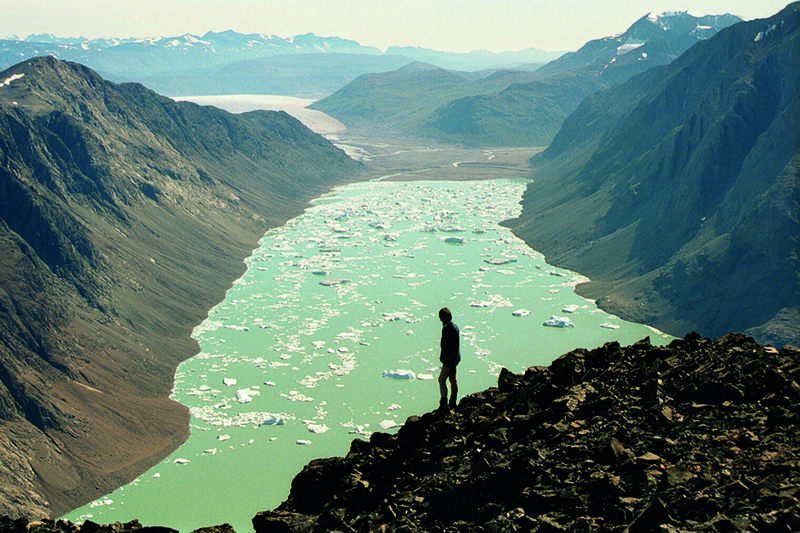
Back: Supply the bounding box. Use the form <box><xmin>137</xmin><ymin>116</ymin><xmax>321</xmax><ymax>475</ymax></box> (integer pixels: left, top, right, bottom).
<box><xmin>1</xmin><ymin>1</ymin><xmax>793</xmax><ymax>52</ymax></box>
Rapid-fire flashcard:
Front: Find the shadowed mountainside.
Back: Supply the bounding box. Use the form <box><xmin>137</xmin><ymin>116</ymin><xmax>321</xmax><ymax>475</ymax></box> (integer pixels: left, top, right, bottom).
<box><xmin>504</xmin><ymin>3</ymin><xmax>800</xmax><ymax>348</ymax></box>
<box><xmin>0</xmin><ymin>56</ymin><xmax>361</xmax><ymax>518</ymax></box>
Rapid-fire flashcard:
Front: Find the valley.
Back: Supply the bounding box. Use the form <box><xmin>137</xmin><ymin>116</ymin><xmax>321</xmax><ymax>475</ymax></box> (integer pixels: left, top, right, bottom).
<box><xmin>0</xmin><ymin>2</ymin><xmax>797</xmax><ymax>529</ymax></box>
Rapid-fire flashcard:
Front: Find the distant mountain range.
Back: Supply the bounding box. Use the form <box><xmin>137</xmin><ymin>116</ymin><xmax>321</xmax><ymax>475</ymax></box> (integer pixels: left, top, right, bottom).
<box><xmin>313</xmin><ymin>10</ymin><xmax>743</xmax><ymax>145</ymax></box>
<box><xmin>0</xmin><ymin>56</ymin><xmax>360</xmax><ymax>518</ymax></box>
<box><xmin>505</xmin><ymin>3</ymin><xmax>800</xmax><ymax>348</ymax></box>
<box><xmin>0</xmin><ymin>31</ymin><xmax>563</xmax><ymax>98</ymax></box>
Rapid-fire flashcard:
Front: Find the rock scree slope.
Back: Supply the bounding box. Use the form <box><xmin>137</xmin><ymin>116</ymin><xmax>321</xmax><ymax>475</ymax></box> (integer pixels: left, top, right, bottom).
<box><xmin>0</xmin><ymin>56</ymin><xmax>361</xmax><ymax>518</ymax></box>
<box><xmin>1</xmin><ymin>333</ymin><xmax>798</xmax><ymax>532</ymax></box>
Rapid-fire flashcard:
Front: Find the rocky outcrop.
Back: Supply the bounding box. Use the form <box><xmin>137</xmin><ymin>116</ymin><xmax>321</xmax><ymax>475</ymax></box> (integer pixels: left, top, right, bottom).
<box><xmin>2</xmin><ymin>333</ymin><xmax>798</xmax><ymax>532</ymax></box>
<box><xmin>253</xmin><ymin>333</ymin><xmax>800</xmax><ymax>532</ymax></box>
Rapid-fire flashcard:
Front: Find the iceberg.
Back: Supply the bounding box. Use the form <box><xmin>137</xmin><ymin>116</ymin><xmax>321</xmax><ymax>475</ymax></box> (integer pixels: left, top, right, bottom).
<box><xmin>382</xmin><ymin>369</ymin><xmax>416</xmax><ymax>380</ymax></box>
<box><xmin>223</xmin><ymin>378</ymin><xmax>237</xmax><ymax>387</ymax></box>
<box><xmin>601</xmin><ymin>322</ymin><xmax>621</xmax><ymax>330</ymax></box>
<box><xmin>512</xmin><ymin>309</ymin><xmax>531</xmax><ymax>317</ymax></box>
<box><xmin>562</xmin><ymin>304</ymin><xmax>580</xmax><ymax>313</ymax></box>
<box><xmin>379</xmin><ymin>420</ymin><xmax>399</xmax><ymax>430</ymax></box>
<box><xmin>235</xmin><ymin>388</ymin><xmax>259</xmax><ymax>403</ymax></box>
<box><xmin>543</xmin><ymin>316</ymin><xmax>575</xmax><ymax>328</ymax></box>
<box><xmin>261</xmin><ymin>416</ymin><xmax>285</xmax><ymax>426</ymax></box>
<box><xmin>307</xmin><ymin>423</ymin><xmax>329</xmax><ymax>434</ymax></box>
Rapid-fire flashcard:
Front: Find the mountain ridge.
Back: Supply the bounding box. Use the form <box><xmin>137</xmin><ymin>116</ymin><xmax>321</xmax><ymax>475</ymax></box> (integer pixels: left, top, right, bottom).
<box><xmin>0</xmin><ymin>56</ymin><xmax>361</xmax><ymax>518</ymax></box>
<box><xmin>504</xmin><ymin>2</ymin><xmax>800</xmax><ymax>348</ymax></box>
<box><xmin>312</xmin><ymin>10</ymin><xmax>742</xmax><ymax>146</ymax></box>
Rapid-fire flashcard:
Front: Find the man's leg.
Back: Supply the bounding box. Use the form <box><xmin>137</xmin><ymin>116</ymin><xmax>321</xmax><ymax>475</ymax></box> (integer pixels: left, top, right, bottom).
<box><xmin>448</xmin><ymin>366</ymin><xmax>459</xmax><ymax>408</ymax></box>
<box><xmin>438</xmin><ymin>366</ymin><xmax>453</xmax><ymax>409</ymax></box>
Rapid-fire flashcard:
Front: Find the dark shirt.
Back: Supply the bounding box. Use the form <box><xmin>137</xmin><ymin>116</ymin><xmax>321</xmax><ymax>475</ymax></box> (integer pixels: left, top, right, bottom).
<box><xmin>440</xmin><ymin>321</ymin><xmax>461</xmax><ymax>368</ymax></box>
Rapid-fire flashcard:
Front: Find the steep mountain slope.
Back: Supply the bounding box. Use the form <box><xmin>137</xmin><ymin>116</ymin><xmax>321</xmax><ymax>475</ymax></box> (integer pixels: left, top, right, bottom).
<box><xmin>310</xmin><ymin>63</ymin><xmax>542</xmax><ymax>134</ymax></box>
<box><xmin>505</xmin><ymin>4</ymin><xmax>800</xmax><ymax>347</ymax></box>
<box><xmin>428</xmin><ymin>11</ymin><xmax>743</xmax><ymax>146</ymax></box>
<box><xmin>0</xmin><ymin>56</ymin><xmax>361</xmax><ymax>518</ymax></box>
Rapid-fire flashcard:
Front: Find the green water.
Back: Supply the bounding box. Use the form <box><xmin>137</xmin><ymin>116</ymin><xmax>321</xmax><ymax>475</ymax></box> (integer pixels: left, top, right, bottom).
<box><xmin>64</xmin><ymin>179</ymin><xmax>671</xmax><ymax>532</ymax></box>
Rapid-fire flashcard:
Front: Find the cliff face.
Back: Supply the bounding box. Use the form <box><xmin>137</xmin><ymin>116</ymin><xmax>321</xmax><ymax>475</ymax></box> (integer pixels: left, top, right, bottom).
<box><xmin>0</xmin><ymin>56</ymin><xmax>361</xmax><ymax>518</ymax></box>
<box><xmin>505</xmin><ymin>4</ymin><xmax>800</xmax><ymax>347</ymax></box>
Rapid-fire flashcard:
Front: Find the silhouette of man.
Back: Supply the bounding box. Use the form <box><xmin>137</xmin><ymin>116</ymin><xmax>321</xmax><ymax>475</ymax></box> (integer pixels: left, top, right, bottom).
<box><xmin>437</xmin><ymin>307</ymin><xmax>460</xmax><ymax>411</ymax></box>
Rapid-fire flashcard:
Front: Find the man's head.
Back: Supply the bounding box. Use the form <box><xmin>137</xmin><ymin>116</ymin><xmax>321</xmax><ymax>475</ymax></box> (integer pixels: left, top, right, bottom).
<box><xmin>439</xmin><ymin>307</ymin><xmax>452</xmax><ymax>324</ymax></box>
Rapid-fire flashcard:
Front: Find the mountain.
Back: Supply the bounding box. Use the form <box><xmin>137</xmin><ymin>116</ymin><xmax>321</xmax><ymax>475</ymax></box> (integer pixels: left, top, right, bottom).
<box><xmin>5</xmin><ymin>333</ymin><xmax>798</xmax><ymax>531</ymax></box>
<box><xmin>312</xmin><ymin>11</ymin><xmax>741</xmax><ymax>147</ymax></box>
<box><xmin>0</xmin><ymin>32</ymin><xmax>564</xmax><ymax>98</ymax></box>
<box><xmin>383</xmin><ymin>45</ymin><xmax>564</xmax><ymax>71</ymax></box>
<box><xmin>138</xmin><ymin>53</ymin><xmax>414</xmax><ymax>98</ymax></box>
<box><xmin>426</xmin><ymin>11</ymin><xmax>744</xmax><ymax>146</ymax></box>
<box><xmin>309</xmin><ymin>63</ymin><xmax>543</xmax><ymax>134</ymax></box>
<box><xmin>504</xmin><ymin>3</ymin><xmax>800</xmax><ymax>347</ymax></box>
<box><xmin>0</xmin><ymin>31</ymin><xmax>382</xmax><ymax>79</ymax></box>
<box><xmin>0</xmin><ymin>56</ymin><xmax>361</xmax><ymax>518</ymax></box>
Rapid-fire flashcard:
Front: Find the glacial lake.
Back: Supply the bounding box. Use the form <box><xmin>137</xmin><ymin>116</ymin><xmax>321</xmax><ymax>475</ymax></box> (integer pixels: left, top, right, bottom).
<box><xmin>64</xmin><ymin>178</ymin><xmax>671</xmax><ymax>532</ymax></box>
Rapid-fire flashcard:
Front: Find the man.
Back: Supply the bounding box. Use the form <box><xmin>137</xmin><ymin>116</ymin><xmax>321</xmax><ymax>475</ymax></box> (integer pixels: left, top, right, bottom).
<box><xmin>438</xmin><ymin>307</ymin><xmax>460</xmax><ymax>411</ymax></box>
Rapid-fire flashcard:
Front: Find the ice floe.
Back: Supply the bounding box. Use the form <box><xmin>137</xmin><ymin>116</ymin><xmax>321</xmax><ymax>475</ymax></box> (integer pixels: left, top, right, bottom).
<box><xmin>543</xmin><ymin>316</ymin><xmax>575</xmax><ymax>328</ymax></box>
<box><xmin>382</xmin><ymin>369</ymin><xmax>416</xmax><ymax>380</ymax></box>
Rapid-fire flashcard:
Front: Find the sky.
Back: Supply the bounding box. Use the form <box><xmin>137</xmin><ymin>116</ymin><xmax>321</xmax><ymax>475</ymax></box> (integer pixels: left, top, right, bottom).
<box><xmin>1</xmin><ymin>0</ymin><xmax>793</xmax><ymax>53</ymax></box>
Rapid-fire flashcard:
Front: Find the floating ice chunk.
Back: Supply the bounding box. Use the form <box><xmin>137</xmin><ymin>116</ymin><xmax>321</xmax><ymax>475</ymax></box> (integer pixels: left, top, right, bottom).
<box><xmin>296</xmin><ymin>440</ymin><xmax>312</xmax><ymax>445</ymax></box>
<box><xmin>204</xmin><ymin>448</ymin><xmax>218</xmax><ymax>455</ymax></box>
<box><xmin>236</xmin><ymin>388</ymin><xmax>259</xmax><ymax>403</ymax></box>
<box><xmin>280</xmin><ymin>354</ymin><xmax>292</xmax><ymax>360</ymax></box>
<box><xmin>153</xmin><ymin>473</ymin><xmax>160</xmax><ymax>478</ymax></box>
<box><xmin>382</xmin><ymin>312</ymin><xmax>407</xmax><ymax>321</ymax></box>
<box><xmin>387</xmin><ymin>404</ymin><xmax>402</xmax><ymax>411</ymax></box>
<box><xmin>601</xmin><ymin>323</ymin><xmax>621</xmax><ymax>329</ymax></box>
<box><xmin>261</xmin><ymin>416</ymin><xmax>285</xmax><ymax>426</ymax></box>
<box><xmin>338</xmin><ymin>347</ymin><xmax>349</xmax><ymax>353</ymax></box>
<box><xmin>470</xmin><ymin>301</ymin><xmax>491</xmax><ymax>308</ymax></box>
<box><xmin>549</xmin><ymin>271</ymin><xmax>567</xmax><ymax>277</ymax></box>
<box><xmin>512</xmin><ymin>309</ymin><xmax>531</xmax><ymax>317</ymax></box>
<box><xmin>443</xmin><ymin>236</ymin><xmax>466</xmax><ymax>244</ymax></box>
<box><xmin>543</xmin><ymin>316</ymin><xmax>575</xmax><ymax>328</ymax></box>
<box><xmin>382</xmin><ymin>369</ymin><xmax>416</xmax><ymax>380</ymax></box>
<box><xmin>264</xmin><ymin>381</ymin><xmax>276</xmax><ymax>386</ymax></box>
<box><xmin>417</xmin><ymin>374</ymin><xmax>434</xmax><ymax>380</ymax></box>
<box><xmin>348</xmin><ymin>425</ymin><xmax>370</xmax><ymax>435</ymax></box>
<box><xmin>307</xmin><ymin>423</ymin><xmax>330</xmax><ymax>434</ymax></box>
<box><xmin>218</xmin><ymin>434</ymin><xmax>231</xmax><ymax>441</ymax></box>
<box><xmin>562</xmin><ymin>304</ymin><xmax>580</xmax><ymax>313</ymax></box>
<box><xmin>320</xmin><ymin>278</ymin><xmax>350</xmax><ymax>286</ymax></box>
<box><xmin>485</xmin><ymin>258</ymin><xmax>517</xmax><ymax>265</ymax></box>
<box><xmin>173</xmin><ymin>458</ymin><xmax>190</xmax><ymax>464</ymax></box>
<box><xmin>379</xmin><ymin>420</ymin><xmax>399</xmax><ymax>430</ymax></box>
<box><xmin>199</xmin><ymin>385</ymin><xmax>212</xmax><ymax>391</ymax></box>
<box><xmin>312</xmin><ymin>341</ymin><xmax>327</xmax><ymax>348</ymax></box>
<box><xmin>223</xmin><ymin>378</ymin><xmax>237</xmax><ymax>387</ymax></box>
